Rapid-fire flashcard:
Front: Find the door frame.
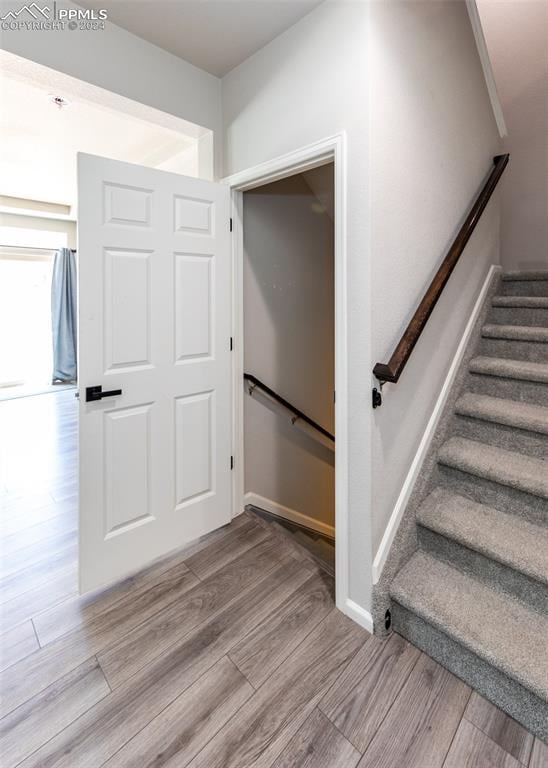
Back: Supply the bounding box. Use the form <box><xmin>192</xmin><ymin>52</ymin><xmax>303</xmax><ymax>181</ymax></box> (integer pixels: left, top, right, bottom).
<box><xmin>224</xmin><ymin>133</ymin><xmax>350</xmax><ymax>613</ymax></box>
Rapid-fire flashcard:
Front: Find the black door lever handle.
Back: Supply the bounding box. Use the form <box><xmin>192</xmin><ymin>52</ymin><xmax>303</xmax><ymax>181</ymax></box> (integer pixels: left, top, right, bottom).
<box><xmin>85</xmin><ymin>385</ymin><xmax>122</xmax><ymax>402</ymax></box>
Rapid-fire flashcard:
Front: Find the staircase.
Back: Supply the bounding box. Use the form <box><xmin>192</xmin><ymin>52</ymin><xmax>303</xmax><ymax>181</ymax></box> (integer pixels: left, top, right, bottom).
<box><xmin>389</xmin><ymin>271</ymin><xmax>548</xmax><ymax>741</ymax></box>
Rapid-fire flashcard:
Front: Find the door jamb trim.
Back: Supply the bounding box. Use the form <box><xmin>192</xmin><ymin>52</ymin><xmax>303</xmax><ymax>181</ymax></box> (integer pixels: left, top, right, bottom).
<box><xmin>224</xmin><ymin>133</ymin><xmax>350</xmax><ymax>613</ymax></box>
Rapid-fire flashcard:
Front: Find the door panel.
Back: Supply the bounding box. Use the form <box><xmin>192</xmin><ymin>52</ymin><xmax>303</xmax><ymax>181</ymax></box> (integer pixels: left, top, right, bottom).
<box><xmin>78</xmin><ymin>153</ymin><xmax>232</xmax><ymax>593</ymax></box>
<box><xmin>104</xmin><ymin>248</ymin><xmax>152</xmax><ymax>370</ymax></box>
<box><xmin>174</xmin><ymin>253</ymin><xmax>212</xmax><ymax>360</ymax></box>
<box><xmin>104</xmin><ymin>182</ymin><xmax>152</xmax><ymax>227</ymax></box>
<box><xmin>104</xmin><ymin>403</ymin><xmax>152</xmax><ymax>536</ymax></box>
<box><xmin>174</xmin><ymin>194</ymin><xmax>213</xmax><ymax>234</ymax></box>
<box><xmin>175</xmin><ymin>390</ymin><xmax>214</xmax><ymax>507</ymax></box>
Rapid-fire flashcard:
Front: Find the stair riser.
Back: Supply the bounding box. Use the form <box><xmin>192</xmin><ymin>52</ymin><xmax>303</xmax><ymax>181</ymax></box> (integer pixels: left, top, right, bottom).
<box><xmin>501</xmin><ymin>280</ymin><xmax>548</xmax><ymax>297</ymax></box>
<box><xmin>480</xmin><ymin>337</ymin><xmax>548</xmax><ymax>362</ymax></box>
<box><xmin>489</xmin><ymin>306</ymin><xmax>548</xmax><ymax>326</ymax></box>
<box><xmin>467</xmin><ymin>372</ymin><xmax>548</xmax><ymax>406</ymax></box>
<box><xmin>436</xmin><ymin>464</ymin><xmax>547</xmax><ymax>527</ymax></box>
<box><xmin>391</xmin><ymin>604</ymin><xmax>548</xmax><ymax>742</ymax></box>
<box><xmin>418</xmin><ymin>526</ymin><xmax>548</xmax><ymax>614</ymax></box>
<box><xmin>453</xmin><ymin>415</ymin><xmax>548</xmax><ymax>459</ymax></box>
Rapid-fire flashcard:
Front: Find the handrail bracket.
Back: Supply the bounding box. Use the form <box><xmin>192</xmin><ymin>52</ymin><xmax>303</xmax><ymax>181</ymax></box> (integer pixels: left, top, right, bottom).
<box><xmin>372</xmin><ymin>386</ymin><xmax>383</xmax><ymax>409</ymax></box>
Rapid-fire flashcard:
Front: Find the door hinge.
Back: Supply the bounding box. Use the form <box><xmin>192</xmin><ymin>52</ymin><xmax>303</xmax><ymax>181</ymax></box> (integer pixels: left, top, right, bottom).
<box><xmin>230</xmin><ymin>455</ymin><xmax>234</xmax><ymax>470</ymax></box>
<box><xmin>230</xmin><ymin>336</ymin><xmax>233</xmax><ymax>351</ymax></box>
<box><xmin>229</xmin><ymin>217</ymin><xmax>233</xmax><ymax>232</ymax></box>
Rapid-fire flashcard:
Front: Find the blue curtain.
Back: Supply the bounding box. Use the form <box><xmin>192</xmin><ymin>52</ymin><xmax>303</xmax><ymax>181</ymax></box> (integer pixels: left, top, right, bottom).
<box><xmin>51</xmin><ymin>248</ymin><xmax>77</xmax><ymax>383</ymax></box>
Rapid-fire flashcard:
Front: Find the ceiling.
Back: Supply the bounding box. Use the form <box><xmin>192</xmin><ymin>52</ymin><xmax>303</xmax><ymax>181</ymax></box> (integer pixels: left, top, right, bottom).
<box><xmin>0</xmin><ymin>72</ymin><xmax>196</xmax><ymax>208</ymax></box>
<box><xmin>76</xmin><ymin>0</ymin><xmax>324</xmax><ymax>77</ymax></box>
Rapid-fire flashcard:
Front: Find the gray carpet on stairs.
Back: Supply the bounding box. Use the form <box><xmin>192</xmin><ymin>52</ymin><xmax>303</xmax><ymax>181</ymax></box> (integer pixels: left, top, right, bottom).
<box><xmin>455</xmin><ymin>392</ymin><xmax>548</xmax><ymax>434</ymax></box>
<box><xmin>492</xmin><ymin>295</ymin><xmax>548</xmax><ymax>307</ymax></box>
<box><xmin>502</xmin><ymin>270</ymin><xmax>548</xmax><ymax>281</ymax></box>
<box><xmin>392</xmin><ymin>604</ymin><xmax>548</xmax><ymax>742</ymax></box>
<box><xmin>416</xmin><ymin>488</ymin><xmax>548</xmax><ymax>586</ymax></box>
<box><xmin>482</xmin><ymin>323</ymin><xmax>548</xmax><ymax>343</ymax></box>
<box><xmin>391</xmin><ymin>552</ymin><xmax>548</xmax><ymax>701</ymax></box>
<box><xmin>375</xmin><ymin>270</ymin><xmax>548</xmax><ymax>742</ymax></box>
<box><xmin>469</xmin><ymin>355</ymin><xmax>548</xmax><ymax>383</ymax></box>
<box><xmin>438</xmin><ymin>436</ymin><xmax>548</xmax><ymax>498</ymax></box>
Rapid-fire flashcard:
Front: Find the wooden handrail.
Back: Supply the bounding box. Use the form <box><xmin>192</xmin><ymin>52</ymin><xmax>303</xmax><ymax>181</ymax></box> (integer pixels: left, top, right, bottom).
<box><xmin>373</xmin><ymin>154</ymin><xmax>509</xmax><ymax>386</ymax></box>
<box><xmin>244</xmin><ymin>373</ymin><xmax>335</xmax><ymax>442</ymax></box>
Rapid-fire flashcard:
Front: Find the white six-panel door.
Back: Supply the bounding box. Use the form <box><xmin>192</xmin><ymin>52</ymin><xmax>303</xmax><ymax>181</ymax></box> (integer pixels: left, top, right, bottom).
<box><xmin>77</xmin><ymin>153</ymin><xmax>232</xmax><ymax>593</ymax></box>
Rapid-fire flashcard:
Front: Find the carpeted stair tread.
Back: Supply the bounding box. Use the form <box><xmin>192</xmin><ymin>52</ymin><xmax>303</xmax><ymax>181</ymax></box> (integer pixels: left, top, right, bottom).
<box><xmin>469</xmin><ymin>356</ymin><xmax>548</xmax><ymax>384</ymax></box>
<box><xmin>417</xmin><ymin>488</ymin><xmax>548</xmax><ymax>585</ymax></box>
<box><xmin>390</xmin><ymin>551</ymin><xmax>548</xmax><ymax>701</ymax></box>
<box><xmin>482</xmin><ymin>324</ymin><xmax>548</xmax><ymax>343</ymax></box>
<box><xmin>455</xmin><ymin>393</ymin><xmax>548</xmax><ymax>435</ymax></box>
<box><xmin>438</xmin><ymin>437</ymin><xmax>548</xmax><ymax>499</ymax></box>
<box><xmin>502</xmin><ymin>271</ymin><xmax>548</xmax><ymax>281</ymax></box>
<box><xmin>492</xmin><ymin>296</ymin><xmax>548</xmax><ymax>308</ymax></box>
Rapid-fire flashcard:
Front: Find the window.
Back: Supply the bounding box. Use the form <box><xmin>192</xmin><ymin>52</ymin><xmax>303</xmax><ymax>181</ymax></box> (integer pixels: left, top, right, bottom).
<box><xmin>0</xmin><ymin>226</ymin><xmax>68</xmax><ymax>390</ymax></box>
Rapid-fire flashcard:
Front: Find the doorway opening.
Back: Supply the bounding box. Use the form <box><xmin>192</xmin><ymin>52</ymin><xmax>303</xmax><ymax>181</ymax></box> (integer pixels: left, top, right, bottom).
<box><xmin>242</xmin><ymin>166</ymin><xmax>336</xmax><ymax>574</ymax></box>
<box><xmin>229</xmin><ymin>135</ymin><xmax>348</xmax><ymax>610</ymax></box>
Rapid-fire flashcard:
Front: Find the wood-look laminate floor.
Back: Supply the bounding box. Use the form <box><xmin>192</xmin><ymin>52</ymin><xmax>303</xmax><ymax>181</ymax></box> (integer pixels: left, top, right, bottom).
<box><xmin>0</xmin><ymin>391</ymin><xmax>545</xmax><ymax>768</ymax></box>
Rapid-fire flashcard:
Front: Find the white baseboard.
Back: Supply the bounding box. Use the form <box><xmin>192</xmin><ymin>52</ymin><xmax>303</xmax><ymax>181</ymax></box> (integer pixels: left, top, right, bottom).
<box><xmin>343</xmin><ymin>598</ymin><xmax>374</xmax><ymax>633</ymax></box>
<box><xmin>244</xmin><ymin>492</ymin><xmax>335</xmax><ymax>539</ymax></box>
<box><xmin>372</xmin><ymin>264</ymin><xmax>502</xmax><ymax>584</ymax></box>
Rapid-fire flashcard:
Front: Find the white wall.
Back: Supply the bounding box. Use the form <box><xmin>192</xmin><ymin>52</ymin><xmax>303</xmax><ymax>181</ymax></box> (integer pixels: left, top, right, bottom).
<box><xmin>243</xmin><ymin>170</ymin><xmax>335</xmax><ymax>529</ymax></box>
<box><xmin>369</xmin><ymin>1</ymin><xmax>501</xmax><ymax>556</ymax></box>
<box><xmin>223</xmin><ymin>0</ymin><xmax>501</xmax><ymax>616</ymax></box>
<box><xmin>152</xmin><ymin>143</ymin><xmax>200</xmax><ymax>178</ymax></box>
<box><xmin>477</xmin><ymin>0</ymin><xmax>548</xmax><ymax>271</ymax></box>
<box><xmin>0</xmin><ymin>0</ymin><xmax>223</xmax><ymax>175</ymax></box>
